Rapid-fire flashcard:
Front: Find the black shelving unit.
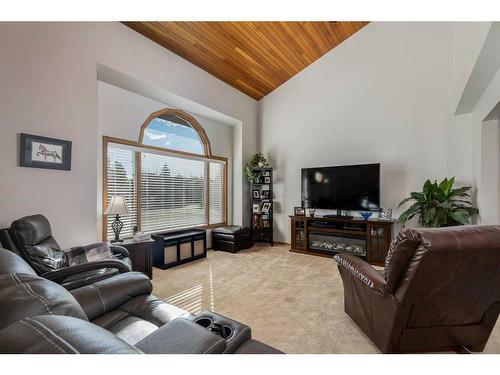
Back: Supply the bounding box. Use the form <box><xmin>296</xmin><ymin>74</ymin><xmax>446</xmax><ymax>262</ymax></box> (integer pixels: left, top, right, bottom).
<box><xmin>249</xmin><ymin>167</ymin><xmax>274</xmax><ymax>246</ymax></box>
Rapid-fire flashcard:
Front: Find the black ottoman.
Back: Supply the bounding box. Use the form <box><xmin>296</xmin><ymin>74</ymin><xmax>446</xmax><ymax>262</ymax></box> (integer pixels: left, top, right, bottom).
<box><xmin>212</xmin><ymin>226</ymin><xmax>253</xmax><ymax>253</ymax></box>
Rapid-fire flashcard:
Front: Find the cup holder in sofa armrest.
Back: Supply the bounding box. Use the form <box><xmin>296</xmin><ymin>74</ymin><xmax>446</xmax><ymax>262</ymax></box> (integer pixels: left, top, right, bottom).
<box><xmin>192</xmin><ymin>311</ymin><xmax>251</xmax><ymax>353</ymax></box>
<box><xmin>194</xmin><ymin>317</ymin><xmax>213</xmax><ymax>329</ymax></box>
<box><xmin>194</xmin><ymin>316</ymin><xmax>233</xmax><ymax>339</ymax></box>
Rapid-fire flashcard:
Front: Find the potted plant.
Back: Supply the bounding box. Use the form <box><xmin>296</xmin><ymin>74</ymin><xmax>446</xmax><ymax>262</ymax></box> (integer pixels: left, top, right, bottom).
<box><xmin>397</xmin><ymin>177</ymin><xmax>479</xmax><ymax>227</ymax></box>
<box><xmin>244</xmin><ymin>153</ymin><xmax>270</xmax><ymax>183</ymax></box>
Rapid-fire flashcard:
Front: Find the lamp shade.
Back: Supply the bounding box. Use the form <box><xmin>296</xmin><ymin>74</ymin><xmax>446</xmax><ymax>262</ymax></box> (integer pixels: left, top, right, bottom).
<box><xmin>105</xmin><ymin>195</ymin><xmax>130</xmax><ymax>216</ymax></box>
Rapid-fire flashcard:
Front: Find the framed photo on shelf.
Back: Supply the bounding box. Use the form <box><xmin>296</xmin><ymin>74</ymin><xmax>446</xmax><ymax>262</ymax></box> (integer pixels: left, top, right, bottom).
<box><xmin>261</xmin><ymin>202</ymin><xmax>272</xmax><ymax>213</ymax></box>
<box><xmin>253</xmin><ymin>214</ymin><xmax>261</xmax><ymax>229</ymax></box>
<box><xmin>19</xmin><ymin>133</ymin><xmax>72</xmax><ymax>171</ymax></box>
<box><xmin>264</xmin><ymin>176</ymin><xmax>271</xmax><ymax>184</ymax></box>
<box><xmin>261</xmin><ymin>190</ymin><xmax>270</xmax><ymax>199</ymax></box>
<box><xmin>253</xmin><ymin>203</ymin><xmax>261</xmax><ymax>213</ymax></box>
<box><xmin>294</xmin><ymin>207</ymin><xmax>305</xmax><ymax>216</ymax></box>
<box><xmin>252</xmin><ymin>190</ymin><xmax>260</xmax><ymax>199</ymax></box>
<box><xmin>379</xmin><ymin>208</ymin><xmax>392</xmax><ymax>220</ymax></box>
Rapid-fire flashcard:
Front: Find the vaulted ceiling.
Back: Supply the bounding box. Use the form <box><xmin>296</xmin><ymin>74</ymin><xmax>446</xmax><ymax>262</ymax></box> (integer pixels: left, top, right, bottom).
<box><xmin>123</xmin><ymin>22</ymin><xmax>368</xmax><ymax>100</ymax></box>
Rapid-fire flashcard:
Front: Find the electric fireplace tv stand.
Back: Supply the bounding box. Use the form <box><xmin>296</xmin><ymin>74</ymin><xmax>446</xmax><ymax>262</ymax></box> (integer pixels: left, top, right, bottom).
<box><xmin>289</xmin><ymin>215</ymin><xmax>395</xmax><ymax>266</ymax></box>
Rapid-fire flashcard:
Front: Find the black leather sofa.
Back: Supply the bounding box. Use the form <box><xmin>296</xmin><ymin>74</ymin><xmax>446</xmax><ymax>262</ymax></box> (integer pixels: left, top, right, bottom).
<box><xmin>0</xmin><ymin>214</ymin><xmax>132</xmax><ymax>290</ymax></box>
<box><xmin>0</xmin><ymin>248</ymin><xmax>282</xmax><ymax>354</ymax></box>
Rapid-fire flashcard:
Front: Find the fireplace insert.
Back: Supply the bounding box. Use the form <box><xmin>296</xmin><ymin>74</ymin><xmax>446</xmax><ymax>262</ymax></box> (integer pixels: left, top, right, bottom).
<box><xmin>309</xmin><ymin>233</ymin><xmax>366</xmax><ymax>256</ymax></box>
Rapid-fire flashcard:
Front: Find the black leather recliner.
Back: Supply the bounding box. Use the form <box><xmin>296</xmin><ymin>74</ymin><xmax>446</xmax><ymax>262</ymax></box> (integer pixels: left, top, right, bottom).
<box><xmin>0</xmin><ymin>214</ymin><xmax>132</xmax><ymax>290</ymax></box>
<box><xmin>0</xmin><ymin>248</ymin><xmax>283</xmax><ymax>354</ymax></box>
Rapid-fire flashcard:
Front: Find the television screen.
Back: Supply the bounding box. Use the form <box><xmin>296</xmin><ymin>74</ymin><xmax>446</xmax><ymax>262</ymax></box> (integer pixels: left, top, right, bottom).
<box><xmin>301</xmin><ymin>163</ymin><xmax>380</xmax><ymax>211</ymax></box>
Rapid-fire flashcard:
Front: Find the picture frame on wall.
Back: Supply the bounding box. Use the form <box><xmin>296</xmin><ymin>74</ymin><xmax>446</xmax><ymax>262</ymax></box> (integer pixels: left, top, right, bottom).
<box><xmin>252</xmin><ymin>190</ymin><xmax>260</xmax><ymax>199</ymax></box>
<box><xmin>253</xmin><ymin>203</ymin><xmax>261</xmax><ymax>214</ymax></box>
<box><xmin>19</xmin><ymin>133</ymin><xmax>72</xmax><ymax>171</ymax></box>
<box><xmin>264</xmin><ymin>176</ymin><xmax>271</xmax><ymax>184</ymax></box>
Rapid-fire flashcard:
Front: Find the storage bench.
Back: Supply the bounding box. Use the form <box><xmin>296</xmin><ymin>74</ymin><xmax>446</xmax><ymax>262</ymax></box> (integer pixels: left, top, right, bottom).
<box><xmin>152</xmin><ymin>229</ymin><xmax>206</xmax><ymax>269</ymax></box>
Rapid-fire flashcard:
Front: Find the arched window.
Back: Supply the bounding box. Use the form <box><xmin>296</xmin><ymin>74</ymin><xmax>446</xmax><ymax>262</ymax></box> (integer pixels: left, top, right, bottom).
<box><xmin>139</xmin><ymin>109</ymin><xmax>212</xmax><ymax>156</ymax></box>
<box><xmin>103</xmin><ymin>109</ymin><xmax>226</xmax><ymax>241</ymax></box>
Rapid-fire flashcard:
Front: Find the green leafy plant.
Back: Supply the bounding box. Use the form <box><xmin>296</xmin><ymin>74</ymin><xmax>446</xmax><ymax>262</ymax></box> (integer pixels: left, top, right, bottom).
<box><xmin>244</xmin><ymin>153</ymin><xmax>270</xmax><ymax>183</ymax></box>
<box><xmin>397</xmin><ymin>177</ymin><xmax>479</xmax><ymax>227</ymax></box>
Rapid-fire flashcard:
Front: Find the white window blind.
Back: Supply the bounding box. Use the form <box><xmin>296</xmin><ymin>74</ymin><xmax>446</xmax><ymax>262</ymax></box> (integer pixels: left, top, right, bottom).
<box><xmin>106</xmin><ymin>146</ymin><xmax>138</xmax><ymax>239</ymax></box>
<box><xmin>140</xmin><ymin>152</ymin><xmax>207</xmax><ymax>232</ymax></box>
<box><xmin>209</xmin><ymin>162</ymin><xmax>224</xmax><ymax>224</ymax></box>
<box><xmin>105</xmin><ymin>142</ymin><xmax>226</xmax><ymax>238</ymax></box>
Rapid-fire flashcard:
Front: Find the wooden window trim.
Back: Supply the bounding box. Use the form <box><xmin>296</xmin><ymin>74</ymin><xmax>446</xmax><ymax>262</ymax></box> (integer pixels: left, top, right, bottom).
<box><xmin>138</xmin><ymin>108</ymin><xmax>212</xmax><ymax>157</ymax></box>
<box><xmin>102</xmin><ymin>136</ymin><xmax>228</xmax><ymax>241</ymax></box>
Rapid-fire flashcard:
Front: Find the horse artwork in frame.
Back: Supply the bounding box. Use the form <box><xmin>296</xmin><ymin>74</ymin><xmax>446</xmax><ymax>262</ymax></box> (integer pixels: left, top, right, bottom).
<box><xmin>19</xmin><ymin>133</ymin><xmax>72</xmax><ymax>170</ymax></box>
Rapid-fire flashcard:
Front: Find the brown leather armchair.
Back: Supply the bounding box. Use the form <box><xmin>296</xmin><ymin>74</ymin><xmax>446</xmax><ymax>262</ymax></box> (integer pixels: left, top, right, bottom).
<box><xmin>335</xmin><ymin>225</ymin><xmax>500</xmax><ymax>353</ymax></box>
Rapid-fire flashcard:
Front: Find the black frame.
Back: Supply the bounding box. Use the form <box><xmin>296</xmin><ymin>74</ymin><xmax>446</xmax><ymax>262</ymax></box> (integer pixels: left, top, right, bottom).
<box><xmin>19</xmin><ymin>133</ymin><xmax>72</xmax><ymax>171</ymax></box>
<box><xmin>261</xmin><ymin>202</ymin><xmax>271</xmax><ymax>213</ymax></box>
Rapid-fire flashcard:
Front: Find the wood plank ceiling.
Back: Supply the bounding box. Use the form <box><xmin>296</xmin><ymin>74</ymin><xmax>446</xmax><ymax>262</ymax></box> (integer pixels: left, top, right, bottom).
<box><xmin>123</xmin><ymin>22</ymin><xmax>368</xmax><ymax>100</ymax></box>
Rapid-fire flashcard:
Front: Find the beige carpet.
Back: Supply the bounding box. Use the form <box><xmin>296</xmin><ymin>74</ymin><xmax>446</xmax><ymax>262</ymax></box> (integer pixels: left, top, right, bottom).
<box><xmin>152</xmin><ymin>244</ymin><xmax>500</xmax><ymax>354</ymax></box>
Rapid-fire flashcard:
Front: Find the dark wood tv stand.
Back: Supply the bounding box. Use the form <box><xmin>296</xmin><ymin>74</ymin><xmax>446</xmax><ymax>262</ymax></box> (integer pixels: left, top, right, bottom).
<box><xmin>289</xmin><ymin>215</ymin><xmax>395</xmax><ymax>266</ymax></box>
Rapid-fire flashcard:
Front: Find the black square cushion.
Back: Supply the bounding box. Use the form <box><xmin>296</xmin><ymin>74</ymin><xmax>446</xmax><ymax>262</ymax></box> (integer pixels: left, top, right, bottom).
<box><xmin>212</xmin><ymin>226</ymin><xmax>252</xmax><ymax>241</ymax></box>
<box><xmin>212</xmin><ymin>226</ymin><xmax>253</xmax><ymax>252</ymax></box>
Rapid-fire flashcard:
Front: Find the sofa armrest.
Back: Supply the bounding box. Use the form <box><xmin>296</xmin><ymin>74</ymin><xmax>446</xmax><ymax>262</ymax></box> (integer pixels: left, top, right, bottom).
<box><xmin>0</xmin><ymin>315</ymin><xmax>141</xmax><ymax>354</ymax></box>
<box><xmin>70</xmin><ymin>272</ymin><xmax>152</xmax><ymax>320</ymax></box>
<box><xmin>42</xmin><ymin>258</ymin><xmax>130</xmax><ymax>285</ymax></box>
<box><xmin>334</xmin><ymin>253</ymin><xmax>386</xmax><ymax>293</ymax></box>
<box><xmin>109</xmin><ymin>244</ymin><xmax>130</xmax><ymax>259</ymax></box>
<box><xmin>136</xmin><ymin>318</ymin><xmax>226</xmax><ymax>354</ymax></box>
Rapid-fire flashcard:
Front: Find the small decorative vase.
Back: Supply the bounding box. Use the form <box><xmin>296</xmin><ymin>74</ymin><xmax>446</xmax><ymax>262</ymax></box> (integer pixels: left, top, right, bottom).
<box><xmin>359</xmin><ymin>212</ymin><xmax>373</xmax><ymax>220</ymax></box>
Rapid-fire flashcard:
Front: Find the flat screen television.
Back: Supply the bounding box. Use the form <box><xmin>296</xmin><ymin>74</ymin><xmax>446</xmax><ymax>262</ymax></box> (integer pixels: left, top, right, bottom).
<box><xmin>301</xmin><ymin>163</ymin><xmax>380</xmax><ymax>212</ymax></box>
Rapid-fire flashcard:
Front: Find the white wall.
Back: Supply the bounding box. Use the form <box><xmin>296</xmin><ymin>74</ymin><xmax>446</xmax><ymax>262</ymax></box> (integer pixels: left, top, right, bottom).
<box><xmin>97</xmin><ymin>81</ymin><xmax>234</xmax><ymax>239</ymax></box>
<box><xmin>469</xmin><ymin>65</ymin><xmax>500</xmax><ymax>224</ymax></box>
<box><xmin>452</xmin><ymin>22</ymin><xmax>491</xmax><ymax>112</ymax></box>
<box><xmin>0</xmin><ymin>22</ymin><xmax>257</xmax><ymax>248</ymax></box>
<box><xmin>480</xmin><ymin>119</ymin><xmax>500</xmax><ymax>224</ymax></box>
<box><xmin>258</xmin><ymin>22</ymin><xmax>471</xmax><ymax>243</ymax></box>
<box><xmin>456</xmin><ymin>23</ymin><xmax>500</xmax><ymax>115</ymax></box>
<box><xmin>0</xmin><ymin>23</ymin><xmax>98</xmax><ymax>247</ymax></box>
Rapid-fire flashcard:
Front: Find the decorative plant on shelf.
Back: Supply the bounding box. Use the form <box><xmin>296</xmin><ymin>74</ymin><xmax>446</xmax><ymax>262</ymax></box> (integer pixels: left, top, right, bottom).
<box><xmin>397</xmin><ymin>177</ymin><xmax>479</xmax><ymax>227</ymax></box>
<box><xmin>244</xmin><ymin>153</ymin><xmax>270</xmax><ymax>183</ymax></box>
